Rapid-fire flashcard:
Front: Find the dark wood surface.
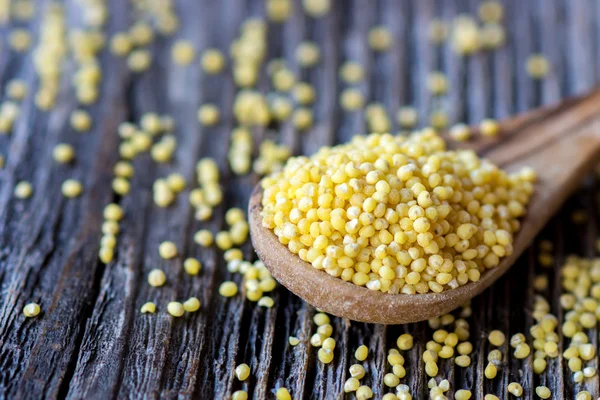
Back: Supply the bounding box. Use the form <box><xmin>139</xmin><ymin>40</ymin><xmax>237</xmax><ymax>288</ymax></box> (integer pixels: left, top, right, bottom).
<box><xmin>0</xmin><ymin>0</ymin><xmax>599</xmax><ymax>399</ymax></box>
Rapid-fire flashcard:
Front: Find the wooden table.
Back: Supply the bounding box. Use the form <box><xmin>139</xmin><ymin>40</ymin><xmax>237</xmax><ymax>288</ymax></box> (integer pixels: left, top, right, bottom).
<box><xmin>1</xmin><ymin>0</ymin><xmax>599</xmax><ymax>399</ymax></box>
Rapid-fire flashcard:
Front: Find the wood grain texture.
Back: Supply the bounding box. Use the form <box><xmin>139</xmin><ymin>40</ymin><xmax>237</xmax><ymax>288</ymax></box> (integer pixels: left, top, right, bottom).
<box><xmin>0</xmin><ymin>0</ymin><xmax>599</xmax><ymax>399</ymax></box>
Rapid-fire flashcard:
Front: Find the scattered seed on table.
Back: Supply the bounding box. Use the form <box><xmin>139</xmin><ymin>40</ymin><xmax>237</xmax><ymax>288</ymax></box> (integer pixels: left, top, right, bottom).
<box><xmin>23</xmin><ymin>302</ymin><xmax>40</xmax><ymax>317</ymax></box>
<box><xmin>14</xmin><ymin>181</ymin><xmax>32</xmax><ymax>199</ymax></box>
<box><xmin>140</xmin><ymin>302</ymin><xmax>156</xmax><ymax>313</ymax></box>
<box><xmin>158</xmin><ymin>241</ymin><xmax>178</xmax><ymax>259</ymax></box>
<box><xmin>61</xmin><ymin>179</ymin><xmax>83</xmax><ymax>198</ymax></box>
<box><xmin>167</xmin><ymin>301</ymin><xmax>184</xmax><ymax>317</ymax></box>
<box><xmin>148</xmin><ymin>269</ymin><xmax>166</xmax><ymax>287</ymax></box>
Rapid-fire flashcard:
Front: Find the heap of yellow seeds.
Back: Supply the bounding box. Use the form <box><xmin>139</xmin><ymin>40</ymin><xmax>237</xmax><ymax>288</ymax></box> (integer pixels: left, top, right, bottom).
<box><xmin>261</xmin><ymin>130</ymin><xmax>535</xmax><ymax>294</ymax></box>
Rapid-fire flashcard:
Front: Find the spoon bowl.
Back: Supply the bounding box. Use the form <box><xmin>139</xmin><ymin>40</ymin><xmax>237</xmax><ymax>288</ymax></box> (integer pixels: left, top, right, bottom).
<box><xmin>249</xmin><ymin>89</ymin><xmax>600</xmax><ymax>324</ymax></box>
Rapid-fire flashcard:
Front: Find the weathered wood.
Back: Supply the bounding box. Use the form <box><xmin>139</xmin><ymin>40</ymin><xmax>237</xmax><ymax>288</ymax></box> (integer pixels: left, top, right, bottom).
<box><xmin>0</xmin><ymin>0</ymin><xmax>598</xmax><ymax>399</ymax></box>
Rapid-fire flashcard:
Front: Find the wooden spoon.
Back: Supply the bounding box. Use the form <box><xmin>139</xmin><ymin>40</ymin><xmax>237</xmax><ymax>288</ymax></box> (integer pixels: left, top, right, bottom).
<box><xmin>249</xmin><ymin>88</ymin><xmax>600</xmax><ymax>324</ymax></box>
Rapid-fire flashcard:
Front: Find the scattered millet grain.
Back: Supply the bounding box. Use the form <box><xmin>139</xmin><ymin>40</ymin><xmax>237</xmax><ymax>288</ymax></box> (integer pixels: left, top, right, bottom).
<box><xmin>171</xmin><ymin>40</ymin><xmax>195</xmax><ymax>65</ymax></box>
<box><xmin>488</xmin><ymin>330</ymin><xmax>505</xmax><ymax>346</ymax></box>
<box><xmin>427</xmin><ymin>72</ymin><xmax>448</xmax><ymax>95</ymax></box>
<box><xmin>167</xmin><ymin>301</ymin><xmax>185</xmax><ymax>317</ymax></box>
<box><xmin>383</xmin><ymin>373</ymin><xmax>400</xmax><ymax>387</ymax></box>
<box><xmin>455</xmin><ymin>355</ymin><xmax>471</xmax><ymax>367</ymax></box>
<box><xmin>478</xmin><ymin>1</ymin><xmax>504</xmax><ymax>23</ymax></box>
<box><xmin>355</xmin><ymin>344</ymin><xmax>368</xmax><ymax>361</ymax></box>
<box><xmin>397</xmin><ymin>334</ymin><xmax>414</xmax><ymax>350</ymax></box>
<box><xmin>200</xmin><ymin>48</ymin><xmax>225</xmax><ymax>74</ymax></box>
<box><xmin>396</xmin><ymin>107</ymin><xmax>418</xmax><ymax>129</ymax></box>
<box><xmin>535</xmin><ymin>386</ymin><xmax>551</xmax><ymax>399</ymax></box>
<box><xmin>219</xmin><ymin>281</ymin><xmax>238</xmax><ymax>297</ymax></box>
<box><xmin>6</xmin><ymin>79</ymin><xmax>27</xmax><ymax>100</ymax></box>
<box><xmin>428</xmin><ymin>19</ymin><xmax>448</xmax><ymax>44</ymax></box>
<box><xmin>292</xmin><ymin>107</ymin><xmax>313</xmax><ymax>130</ymax></box>
<box><xmin>479</xmin><ymin>119</ymin><xmax>500</xmax><ymax>137</ymax></box>
<box><xmin>70</xmin><ymin>110</ymin><xmax>92</xmax><ymax>132</ymax></box>
<box><xmin>293</xmin><ymin>82</ymin><xmax>316</xmax><ymax>105</ymax></box>
<box><xmin>340</xmin><ymin>88</ymin><xmax>365</xmax><ymax>111</ymax></box>
<box><xmin>127</xmin><ymin>49</ymin><xmax>152</xmax><ymax>72</ymax></box>
<box><xmin>368</xmin><ymin>26</ymin><xmax>392</xmax><ymax>51</ymax></box>
<box><xmin>344</xmin><ymin>377</ymin><xmax>359</xmax><ymax>392</ymax></box>
<box><xmin>507</xmin><ymin>382</ymin><xmax>523</xmax><ymax>397</ymax></box>
<box><xmin>275</xmin><ymin>387</ymin><xmax>292</xmax><ymax>400</ymax></box>
<box><xmin>194</xmin><ymin>229</ymin><xmax>214</xmax><ymax>247</ymax></box>
<box><xmin>295</xmin><ymin>41</ymin><xmax>320</xmax><ymax>67</ymax></box>
<box><xmin>451</xmin><ymin>15</ymin><xmax>480</xmax><ymax>55</ymax></box>
<box><xmin>53</xmin><ymin>144</ymin><xmax>75</xmax><ymax>164</ymax></box>
<box><xmin>14</xmin><ymin>180</ymin><xmax>33</xmax><ymax>199</ymax></box>
<box><xmin>23</xmin><ymin>302</ymin><xmax>40</xmax><ymax>317</ymax></box>
<box><xmin>183</xmin><ymin>258</ymin><xmax>202</xmax><ymax>275</ymax></box>
<box><xmin>103</xmin><ymin>204</ymin><xmax>123</xmax><ymax>221</ymax></box>
<box><xmin>356</xmin><ymin>385</ymin><xmax>373</xmax><ymax>400</ymax></box>
<box><xmin>302</xmin><ymin>0</ymin><xmax>330</xmax><ymax>17</ymax></box>
<box><xmin>61</xmin><ymin>179</ymin><xmax>83</xmax><ymax>198</ymax></box>
<box><xmin>198</xmin><ymin>104</ymin><xmax>220</xmax><ymax>126</ymax></box>
<box><xmin>258</xmin><ymin>296</ymin><xmax>274</xmax><ymax>307</ymax></box>
<box><xmin>288</xmin><ymin>336</ymin><xmax>300</xmax><ymax>346</ymax></box>
<box><xmin>349</xmin><ymin>363</ymin><xmax>365</xmax><ymax>379</ymax></box>
<box><xmin>235</xmin><ymin>363</ymin><xmax>250</xmax><ymax>381</ymax></box>
<box><xmin>148</xmin><ymin>269</ymin><xmax>167</xmax><ymax>287</ymax></box>
<box><xmin>110</xmin><ymin>32</ymin><xmax>132</xmax><ymax>56</ymax></box>
<box><xmin>318</xmin><ymin>347</ymin><xmax>334</xmax><ymax>363</ymax></box>
<box><xmin>183</xmin><ymin>297</ymin><xmax>201</xmax><ymax>312</ymax></box>
<box><xmin>449</xmin><ymin>123</ymin><xmax>471</xmax><ymax>142</ymax></box>
<box><xmin>340</xmin><ymin>61</ymin><xmax>364</xmax><ymax>83</ymax></box>
<box><xmin>455</xmin><ymin>389</ymin><xmax>472</xmax><ymax>400</ymax></box>
<box><xmin>158</xmin><ymin>241</ymin><xmax>178</xmax><ymax>259</ymax></box>
<box><xmin>266</xmin><ymin>0</ymin><xmax>292</xmax><ymax>22</ymax></box>
<box><xmin>481</xmin><ymin>23</ymin><xmax>505</xmax><ymax>49</ymax></box>
<box><xmin>576</xmin><ymin>391</ymin><xmax>592</xmax><ymax>400</ymax></box>
<box><xmin>526</xmin><ymin>54</ymin><xmax>550</xmax><ymax>79</ymax></box>
<box><xmin>231</xmin><ymin>390</ymin><xmax>247</xmax><ymax>400</ymax></box>
<box><xmin>9</xmin><ymin>29</ymin><xmax>31</xmax><ymax>51</ymax></box>
<box><xmin>140</xmin><ymin>302</ymin><xmax>156</xmax><ymax>314</ymax></box>
<box><xmin>484</xmin><ymin>362</ymin><xmax>497</xmax><ymax>379</ymax></box>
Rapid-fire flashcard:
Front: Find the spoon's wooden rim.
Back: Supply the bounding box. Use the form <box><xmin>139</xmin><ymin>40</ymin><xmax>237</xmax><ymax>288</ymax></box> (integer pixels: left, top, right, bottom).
<box><xmin>249</xmin><ymin>185</ymin><xmax>536</xmax><ymax>324</ymax></box>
